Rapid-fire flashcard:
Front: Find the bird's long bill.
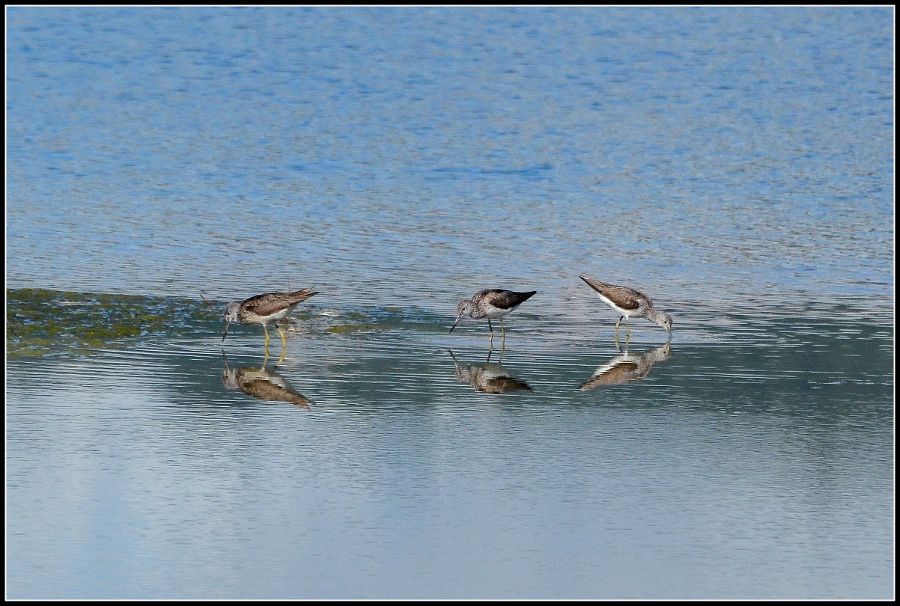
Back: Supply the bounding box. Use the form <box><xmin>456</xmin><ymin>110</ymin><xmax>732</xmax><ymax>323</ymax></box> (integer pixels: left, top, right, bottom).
<box><xmin>222</xmin><ymin>320</ymin><xmax>231</xmax><ymax>341</ymax></box>
<box><xmin>449</xmin><ymin>313</ymin><xmax>464</xmax><ymax>334</ymax></box>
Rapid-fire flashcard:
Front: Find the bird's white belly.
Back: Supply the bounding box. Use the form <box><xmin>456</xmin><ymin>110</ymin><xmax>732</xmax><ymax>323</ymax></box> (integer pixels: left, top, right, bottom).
<box><xmin>481</xmin><ymin>304</ymin><xmax>513</xmax><ymax>319</ymax></box>
<box><xmin>596</xmin><ymin>293</ymin><xmax>639</xmax><ymax>318</ymax></box>
<box><xmin>248</xmin><ymin>305</ymin><xmax>295</xmax><ymax>325</ymax></box>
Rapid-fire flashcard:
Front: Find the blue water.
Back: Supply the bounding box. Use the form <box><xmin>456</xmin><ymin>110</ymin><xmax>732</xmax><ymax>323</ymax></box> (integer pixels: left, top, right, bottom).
<box><xmin>6</xmin><ymin>6</ymin><xmax>894</xmax><ymax>599</ymax></box>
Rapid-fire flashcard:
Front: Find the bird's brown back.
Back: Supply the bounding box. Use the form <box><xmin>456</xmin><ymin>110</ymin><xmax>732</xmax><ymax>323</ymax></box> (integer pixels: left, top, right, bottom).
<box><xmin>241</xmin><ymin>287</ymin><xmax>319</xmax><ymax>317</ymax></box>
<box><xmin>476</xmin><ymin>289</ymin><xmax>537</xmax><ymax>310</ymax></box>
<box><xmin>579</xmin><ymin>276</ymin><xmax>645</xmax><ymax>311</ymax></box>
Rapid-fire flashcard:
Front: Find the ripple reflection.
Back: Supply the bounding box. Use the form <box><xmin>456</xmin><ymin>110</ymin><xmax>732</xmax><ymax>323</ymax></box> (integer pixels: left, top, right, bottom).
<box><xmin>221</xmin><ymin>353</ymin><xmax>311</xmax><ymax>408</ymax></box>
<box><xmin>447</xmin><ymin>348</ymin><xmax>532</xmax><ymax>394</ymax></box>
<box><xmin>578</xmin><ymin>342</ymin><xmax>671</xmax><ymax>390</ymax></box>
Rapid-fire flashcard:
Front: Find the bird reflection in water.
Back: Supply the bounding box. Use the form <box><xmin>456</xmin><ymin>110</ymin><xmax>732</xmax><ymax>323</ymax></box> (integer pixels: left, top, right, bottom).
<box><xmin>448</xmin><ymin>349</ymin><xmax>532</xmax><ymax>394</ymax></box>
<box><xmin>221</xmin><ymin>353</ymin><xmax>311</xmax><ymax>408</ymax></box>
<box><xmin>578</xmin><ymin>342</ymin><xmax>671</xmax><ymax>390</ymax></box>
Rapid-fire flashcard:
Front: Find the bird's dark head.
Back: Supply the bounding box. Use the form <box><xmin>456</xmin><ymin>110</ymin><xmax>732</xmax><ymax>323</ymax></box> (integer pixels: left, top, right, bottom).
<box><xmin>449</xmin><ymin>300</ymin><xmax>474</xmax><ymax>333</ymax></box>
<box><xmin>223</xmin><ymin>302</ymin><xmax>241</xmax><ymax>340</ymax></box>
<box><xmin>661</xmin><ymin>313</ymin><xmax>673</xmax><ymax>333</ymax></box>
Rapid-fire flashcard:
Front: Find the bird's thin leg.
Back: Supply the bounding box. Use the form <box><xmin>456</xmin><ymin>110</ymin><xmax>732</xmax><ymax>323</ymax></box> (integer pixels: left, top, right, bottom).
<box><xmin>625</xmin><ymin>319</ymin><xmax>632</xmax><ymax>342</ymax></box>
<box><xmin>614</xmin><ymin>317</ymin><xmax>622</xmax><ymax>341</ymax></box>
<box><xmin>488</xmin><ymin>320</ymin><xmax>494</xmax><ymax>347</ymax></box>
<box><xmin>276</xmin><ymin>322</ymin><xmax>288</xmax><ymax>366</ymax></box>
<box><xmin>277</xmin><ymin>322</ymin><xmax>288</xmax><ymax>350</ymax></box>
<box><xmin>500</xmin><ymin>318</ymin><xmax>506</xmax><ymax>352</ymax></box>
<box><xmin>263</xmin><ymin>324</ymin><xmax>271</xmax><ymax>349</ymax></box>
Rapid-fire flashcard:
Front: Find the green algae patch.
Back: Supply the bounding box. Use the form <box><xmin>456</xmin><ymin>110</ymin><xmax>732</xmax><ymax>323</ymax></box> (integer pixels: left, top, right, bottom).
<box><xmin>342</xmin><ymin>311</ymin><xmax>370</xmax><ymax>322</ymax></box>
<box><xmin>6</xmin><ymin>288</ymin><xmax>218</xmax><ymax>357</ymax></box>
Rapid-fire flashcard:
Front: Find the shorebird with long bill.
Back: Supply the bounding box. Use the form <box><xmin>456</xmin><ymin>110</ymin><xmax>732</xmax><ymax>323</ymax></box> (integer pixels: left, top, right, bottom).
<box><xmin>449</xmin><ymin>288</ymin><xmax>536</xmax><ymax>347</ymax></box>
<box><xmin>222</xmin><ymin>286</ymin><xmax>319</xmax><ymax>360</ymax></box>
<box><xmin>579</xmin><ymin>275</ymin><xmax>671</xmax><ymax>344</ymax></box>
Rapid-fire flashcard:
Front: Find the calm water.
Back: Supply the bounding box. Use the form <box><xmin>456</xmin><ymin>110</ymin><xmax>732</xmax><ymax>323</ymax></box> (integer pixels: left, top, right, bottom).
<box><xmin>6</xmin><ymin>6</ymin><xmax>894</xmax><ymax>599</ymax></box>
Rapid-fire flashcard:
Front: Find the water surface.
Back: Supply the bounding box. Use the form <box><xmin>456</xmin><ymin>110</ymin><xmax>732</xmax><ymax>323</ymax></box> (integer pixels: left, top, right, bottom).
<box><xmin>6</xmin><ymin>6</ymin><xmax>894</xmax><ymax>600</ymax></box>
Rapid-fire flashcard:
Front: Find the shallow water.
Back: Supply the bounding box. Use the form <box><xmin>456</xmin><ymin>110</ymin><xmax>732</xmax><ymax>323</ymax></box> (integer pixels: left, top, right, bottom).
<box><xmin>6</xmin><ymin>289</ymin><xmax>894</xmax><ymax>599</ymax></box>
<box><xmin>6</xmin><ymin>6</ymin><xmax>894</xmax><ymax>600</ymax></box>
